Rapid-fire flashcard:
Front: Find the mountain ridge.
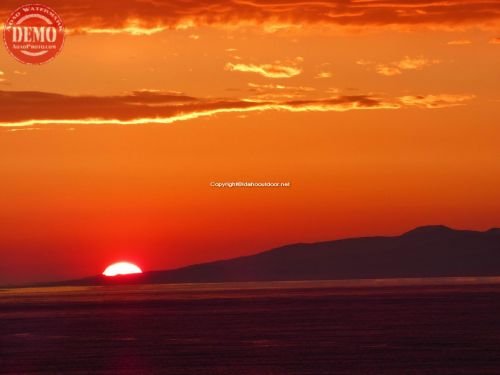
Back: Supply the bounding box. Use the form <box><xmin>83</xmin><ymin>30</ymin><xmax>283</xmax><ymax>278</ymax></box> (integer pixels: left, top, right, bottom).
<box><xmin>43</xmin><ymin>225</ymin><xmax>500</xmax><ymax>286</ymax></box>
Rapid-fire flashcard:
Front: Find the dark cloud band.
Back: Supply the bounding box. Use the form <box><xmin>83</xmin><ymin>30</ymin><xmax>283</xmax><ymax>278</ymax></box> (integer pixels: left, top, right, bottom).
<box><xmin>0</xmin><ymin>90</ymin><xmax>474</xmax><ymax>129</ymax></box>
<box><xmin>1</xmin><ymin>1</ymin><xmax>498</xmax><ymax>33</ymax></box>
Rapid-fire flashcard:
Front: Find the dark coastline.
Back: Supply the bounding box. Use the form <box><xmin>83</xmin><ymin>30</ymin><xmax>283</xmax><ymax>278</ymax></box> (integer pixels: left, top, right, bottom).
<box><xmin>8</xmin><ymin>225</ymin><xmax>497</xmax><ymax>289</ymax></box>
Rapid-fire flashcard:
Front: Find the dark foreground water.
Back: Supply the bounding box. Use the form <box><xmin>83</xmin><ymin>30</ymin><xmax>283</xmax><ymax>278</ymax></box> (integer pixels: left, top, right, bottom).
<box><xmin>2</xmin><ymin>279</ymin><xmax>500</xmax><ymax>374</ymax></box>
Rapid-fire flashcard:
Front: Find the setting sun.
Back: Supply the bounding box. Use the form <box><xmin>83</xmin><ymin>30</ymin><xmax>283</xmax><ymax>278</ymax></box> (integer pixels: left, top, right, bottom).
<box><xmin>103</xmin><ymin>262</ymin><xmax>143</xmax><ymax>277</ymax></box>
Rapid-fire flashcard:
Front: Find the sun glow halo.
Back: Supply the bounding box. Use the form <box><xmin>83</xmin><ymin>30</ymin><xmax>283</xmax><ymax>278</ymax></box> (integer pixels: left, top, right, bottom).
<box><xmin>103</xmin><ymin>262</ymin><xmax>143</xmax><ymax>277</ymax></box>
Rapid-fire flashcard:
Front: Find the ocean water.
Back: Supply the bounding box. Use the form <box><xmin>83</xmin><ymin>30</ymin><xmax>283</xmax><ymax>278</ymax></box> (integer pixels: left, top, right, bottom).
<box><xmin>2</xmin><ymin>279</ymin><xmax>500</xmax><ymax>374</ymax></box>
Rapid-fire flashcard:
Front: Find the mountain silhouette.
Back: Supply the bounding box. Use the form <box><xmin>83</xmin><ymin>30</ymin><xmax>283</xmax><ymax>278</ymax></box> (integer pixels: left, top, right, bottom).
<box><xmin>54</xmin><ymin>225</ymin><xmax>500</xmax><ymax>286</ymax></box>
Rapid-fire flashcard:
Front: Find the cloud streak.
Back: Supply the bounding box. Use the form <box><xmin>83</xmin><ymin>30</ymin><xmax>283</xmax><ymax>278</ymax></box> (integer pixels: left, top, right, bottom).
<box><xmin>315</xmin><ymin>71</ymin><xmax>333</xmax><ymax>79</ymax></box>
<box><xmin>225</xmin><ymin>62</ymin><xmax>302</xmax><ymax>78</ymax></box>
<box><xmin>400</xmin><ymin>94</ymin><xmax>476</xmax><ymax>108</ymax></box>
<box><xmin>447</xmin><ymin>39</ymin><xmax>472</xmax><ymax>45</ymax></box>
<box><xmin>360</xmin><ymin>56</ymin><xmax>441</xmax><ymax>76</ymax></box>
<box><xmin>247</xmin><ymin>82</ymin><xmax>315</xmax><ymax>99</ymax></box>
<box><xmin>0</xmin><ymin>90</ymin><xmax>396</xmax><ymax>128</ymax></box>
<box><xmin>0</xmin><ymin>1</ymin><xmax>498</xmax><ymax>35</ymax></box>
<box><xmin>0</xmin><ymin>90</ymin><xmax>476</xmax><ymax>129</ymax></box>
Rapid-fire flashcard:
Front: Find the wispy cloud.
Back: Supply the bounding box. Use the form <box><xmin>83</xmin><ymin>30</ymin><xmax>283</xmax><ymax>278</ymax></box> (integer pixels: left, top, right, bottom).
<box><xmin>248</xmin><ymin>83</ymin><xmax>314</xmax><ymax>92</ymax></box>
<box><xmin>356</xmin><ymin>60</ymin><xmax>373</xmax><ymax>66</ymax></box>
<box><xmin>247</xmin><ymin>82</ymin><xmax>315</xmax><ymax>99</ymax></box>
<box><xmin>395</xmin><ymin>57</ymin><xmax>440</xmax><ymax>70</ymax></box>
<box><xmin>361</xmin><ymin>56</ymin><xmax>441</xmax><ymax>76</ymax></box>
<box><xmin>447</xmin><ymin>39</ymin><xmax>472</xmax><ymax>45</ymax></box>
<box><xmin>225</xmin><ymin>61</ymin><xmax>302</xmax><ymax>78</ymax></box>
<box><xmin>70</xmin><ymin>19</ymin><xmax>168</xmax><ymax>36</ymax></box>
<box><xmin>315</xmin><ymin>71</ymin><xmax>333</xmax><ymax>79</ymax></box>
<box><xmin>399</xmin><ymin>94</ymin><xmax>476</xmax><ymax>108</ymax></box>
<box><xmin>376</xmin><ymin>65</ymin><xmax>403</xmax><ymax>77</ymax></box>
<box><xmin>489</xmin><ymin>37</ymin><xmax>500</xmax><ymax>44</ymax></box>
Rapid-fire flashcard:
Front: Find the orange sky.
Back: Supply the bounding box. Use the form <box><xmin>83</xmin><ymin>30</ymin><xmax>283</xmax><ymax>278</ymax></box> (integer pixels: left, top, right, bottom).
<box><xmin>0</xmin><ymin>0</ymin><xmax>499</xmax><ymax>284</ymax></box>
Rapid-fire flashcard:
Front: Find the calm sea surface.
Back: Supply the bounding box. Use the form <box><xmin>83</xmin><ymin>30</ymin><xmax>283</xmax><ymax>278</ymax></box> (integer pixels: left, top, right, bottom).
<box><xmin>2</xmin><ymin>279</ymin><xmax>500</xmax><ymax>374</ymax></box>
